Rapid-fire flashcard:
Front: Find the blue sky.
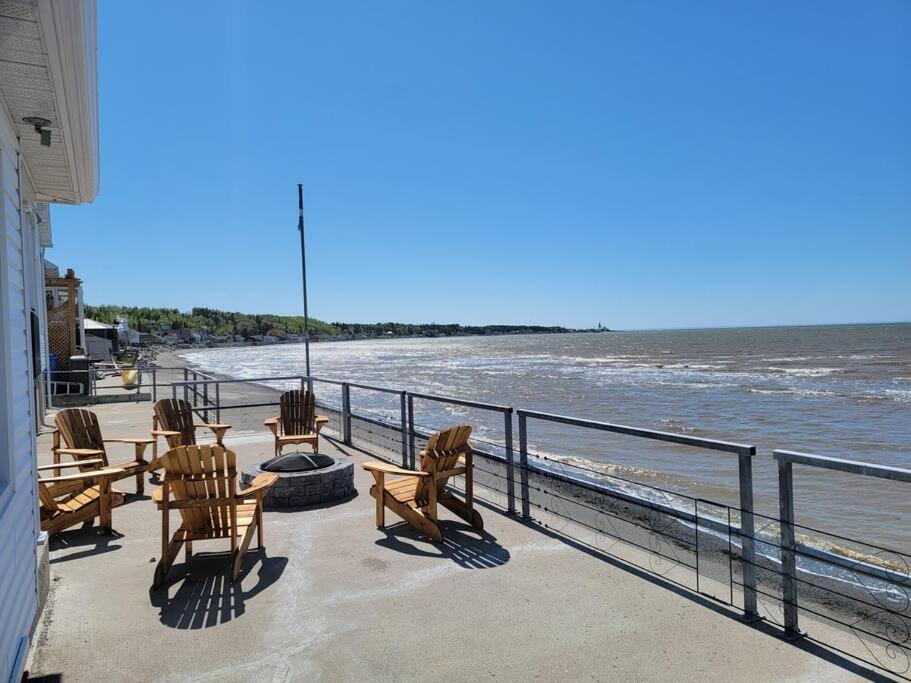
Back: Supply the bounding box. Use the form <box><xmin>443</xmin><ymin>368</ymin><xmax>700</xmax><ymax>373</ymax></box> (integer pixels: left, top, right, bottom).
<box><xmin>51</xmin><ymin>0</ymin><xmax>909</xmax><ymax>330</ymax></box>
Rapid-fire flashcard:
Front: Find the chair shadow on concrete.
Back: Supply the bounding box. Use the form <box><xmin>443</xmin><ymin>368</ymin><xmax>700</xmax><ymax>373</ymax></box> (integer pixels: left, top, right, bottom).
<box><xmin>149</xmin><ymin>551</ymin><xmax>287</xmax><ymax>629</ymax></box>
<box><xmin>375</xmin><ymin>522</ymin><xmax>510</xmax><ymax>570</ymax></box>
<box><xmin>48</xmin><ymin>526</ymin><xmax>124</xmax><ymax>564</ymax></box>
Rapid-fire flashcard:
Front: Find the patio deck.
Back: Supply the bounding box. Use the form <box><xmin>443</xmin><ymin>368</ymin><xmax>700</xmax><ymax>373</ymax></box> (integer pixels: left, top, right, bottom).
<box><xmin>26</xmin><ymin>398</ymin><xmax>877</xmax><ymax>681</ymax></box>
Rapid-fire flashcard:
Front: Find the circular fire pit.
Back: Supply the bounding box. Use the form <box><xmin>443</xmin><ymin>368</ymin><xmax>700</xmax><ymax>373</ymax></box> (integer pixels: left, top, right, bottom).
<box><xmin>242</xmin><ymin>452</ymin><xmax>355</xmax><ymax>508</ymax></box>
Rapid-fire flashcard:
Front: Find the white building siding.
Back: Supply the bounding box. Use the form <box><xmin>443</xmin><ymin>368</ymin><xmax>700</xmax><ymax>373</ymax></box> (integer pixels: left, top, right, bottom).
<box><xmin>0</xmin><ymin>112</ymin><xmax>39</xmax><ymax>681</ymax></box>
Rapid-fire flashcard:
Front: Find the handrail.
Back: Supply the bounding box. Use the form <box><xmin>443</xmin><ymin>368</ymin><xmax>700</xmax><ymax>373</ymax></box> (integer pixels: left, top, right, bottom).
<box><xmin>517</xmin><ymin>408</ymin><xmax>755</xmax><ymax>457</ymax></box>
<box><xmin>410</xmin><ymin>391</ymin><xmax>512</xmax><ymax>414</ymax></box>
<box><xmin>774</xmin><ymin>450</ymin><xmax>911</xmax><ymax>482</ymax></box>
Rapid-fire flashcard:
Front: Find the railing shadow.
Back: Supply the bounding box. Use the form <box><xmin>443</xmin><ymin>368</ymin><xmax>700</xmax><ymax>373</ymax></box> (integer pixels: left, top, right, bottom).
<box><xmin>149</xmin><ymin>551</ymin><xmax>287</xmax><ymax>629</ymax></box>
<box><xmin>525</xmin><ymin>520</ymin><xmax>896</xmax><ymax>683</ymax></box>
<box><xmin>375</xmin><ymin>523</ymin><xmax>510</xmax><ymax>570</ymax></box>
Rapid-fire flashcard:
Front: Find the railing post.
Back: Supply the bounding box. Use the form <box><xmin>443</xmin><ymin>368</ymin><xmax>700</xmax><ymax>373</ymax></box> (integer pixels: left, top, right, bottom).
<box><xmin>399</xmin><ymin>391</ymin><xmax>408</xmax><ymax>467</ymax></box>
<box><xmin>518</xmin><ymin>412</ymin><xmax>530</xmax><ymax>519</ymax></box>
<box><xmin>341</xmin><ymin>383</ymin><xmax>352</xmax><ymax>446</ymax></box>
<box><xmin>777</xmin><ymin>456</ymin><xmax>801</xmax><ymax>636</ymax></box>
<box><xmin>203</xmin><ymin>379</ymin><xmax>209</xmax><ymax>423</ymax></box>
<box><xmin>215</xmin><ymin>382</ymin><xmax>221</xmax><ymax>424</ymax></box>
<box><xmin>504</xmin><ymin>408</ymin><xmax>515</xmax><ymax>514</ymax></box>
<box><xmin>407</xmin><ymin>394</ymin><xmax>416</xmax><ymax>469</ymax></box>
<box><xmin>151</xmin><ymin>367</ymin><xmax>157</xmax><ymax>402</ymax></box>
<box><xmin>738</xmin><ymin>451</ymin><xmax>759</xmax><ymax>619</ymax></box>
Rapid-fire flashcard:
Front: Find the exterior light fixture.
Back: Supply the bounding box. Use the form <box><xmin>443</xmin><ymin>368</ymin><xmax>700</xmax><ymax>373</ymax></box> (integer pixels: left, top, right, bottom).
<box><xmin>23</xmin><ymin>117</ymin><xmax>52</xmax><ymax>147</ymax></box>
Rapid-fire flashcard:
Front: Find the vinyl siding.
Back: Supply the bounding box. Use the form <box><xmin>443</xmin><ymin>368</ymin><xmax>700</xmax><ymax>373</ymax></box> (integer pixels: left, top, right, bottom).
<box><xmin>0</xmin><ymin>116</ymin><xmax>39</xmax><ymax>683</ymax></box>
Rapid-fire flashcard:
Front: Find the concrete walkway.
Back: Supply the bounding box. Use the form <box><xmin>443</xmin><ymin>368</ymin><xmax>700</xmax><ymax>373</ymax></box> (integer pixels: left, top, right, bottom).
<box><xmin>27</xmin><ymin>399</ymin><xmax>884</xmax><ymax>681</ymax></box>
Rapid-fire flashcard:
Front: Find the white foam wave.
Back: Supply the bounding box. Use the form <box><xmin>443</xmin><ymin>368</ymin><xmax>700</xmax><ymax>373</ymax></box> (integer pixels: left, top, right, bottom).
<box><xmin>766</xmin><ymin>366</ymin><xmax>841</xmax><ymax>377</ymax></box>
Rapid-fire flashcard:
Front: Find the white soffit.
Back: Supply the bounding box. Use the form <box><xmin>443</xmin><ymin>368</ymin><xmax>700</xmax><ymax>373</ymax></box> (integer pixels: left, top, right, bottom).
<box><xmin>0</xmin><ymin>0</ymin><xmax>98</xmax><ymax>205</ymax></box>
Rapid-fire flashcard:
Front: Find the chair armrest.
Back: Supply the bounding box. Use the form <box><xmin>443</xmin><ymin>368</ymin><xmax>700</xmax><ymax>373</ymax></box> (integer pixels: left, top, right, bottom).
<box><xmin>37</xmin><ymin>459</ymin><xmax>104</xmax><ymax>471</ymax></box>
<box><xmin>195</xmin><ymin>423</ymin><xmax>231</xmax><ymax>431</ymax></box>
<box><xmin>264</xmin><ymin>416</ymin><xmax>280</xmax><ymax>436</ymax></box>
<box><xmin>151</xmin><ymin>487</ymin><xmax>164</xmax><ymax>503</ymax></box>
<box><xmin>56</xmin><ymin>447</ymin><xmax>105</xmax><ymax>457</ymax></box>
<box><xmin>315</xmin><ymin>416</ymin><xmax>329</xmax><ymax>424</ymax></box>
<box><xmin>104</xmin><ymin>437</ymin><xmax>155</xmax><ymax>445</ymax></box>
<box><xmin>151</xmin><ymin>430</ymin><xmax>181</xmax><ymax>438</ymax></box>
<box><xmin>237</xmin><ymin>473</ymin><xmax>279</xmax><ymax>497</ymax></box>
<box><xmin>40</xmin><ymin>467</ymin><xmax>125</xmax><ymax>484</ymax></box>
<box><xmin>361</xmin><ymin>461</ymin><xmax>429</xmax><ymax>477</ymax></box>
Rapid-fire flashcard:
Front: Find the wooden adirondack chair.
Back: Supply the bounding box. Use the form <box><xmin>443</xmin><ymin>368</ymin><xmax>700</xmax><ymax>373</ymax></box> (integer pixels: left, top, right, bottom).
<box><xmin>362</xmin><ymin>424</ymin><xmax>483</xmax><ymax>542</ymax></box>
<box><xmin>151</xmin><ymin>398</ymin><xmax>231</xmax><ymax>464</ymax></box>
<box><xmin>37</xmin><ymin>459</ymin><xmax>126</xmax><ymax>535</ymax></box>
<box><xmin>151</xmin><ymin>444</ymin><xmax>278</xmax><ymax>588</ymax></box>
<box><xmin>263</xmin><ymin>390</ymin><xmax>329</xmax><ymax>456</ymax></box>
<box><xmin>53</xmin><ymin>408</ymin><xmax>154</xmax><ymax>494</ymax></box>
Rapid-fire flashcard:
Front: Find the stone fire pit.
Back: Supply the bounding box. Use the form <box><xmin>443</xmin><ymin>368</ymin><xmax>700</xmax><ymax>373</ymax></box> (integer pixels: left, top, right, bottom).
<box><xmin>241</xmin><ymin>452</ymin><xmax>355</xmax><ymax>508</ymax></box>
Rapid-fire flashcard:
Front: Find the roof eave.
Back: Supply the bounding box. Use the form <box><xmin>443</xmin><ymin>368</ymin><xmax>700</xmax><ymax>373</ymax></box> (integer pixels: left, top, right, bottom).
<box><xmin>35</xmin><ymin>0</ymin><xmax>99</xmax><ymax>205</ymax></box>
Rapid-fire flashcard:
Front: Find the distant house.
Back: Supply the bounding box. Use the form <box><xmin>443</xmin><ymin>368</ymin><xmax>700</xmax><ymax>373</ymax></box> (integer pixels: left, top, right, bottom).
<box><xmin>115</xmin><ymin>315</ymin><xmax>140</xmax><ymax>346</ymax></box>
<box><xmin>83</xmin><ymin>318</ymin><xmax>117</xmax><ymax>361</ymax></box>
<box><xmin>0</xmin><ymin>2</ymin><xmax>99</xmax><ymax>679</ymax></box>
<box><xmin>174</xmin><ymin>328</ymin><xmax>201</xmax><ymax>343</ymax></box>
<box><xmin>139</xmin><ymin>332</ymin><xmax>165</xmax><ymax>346</ymax></box>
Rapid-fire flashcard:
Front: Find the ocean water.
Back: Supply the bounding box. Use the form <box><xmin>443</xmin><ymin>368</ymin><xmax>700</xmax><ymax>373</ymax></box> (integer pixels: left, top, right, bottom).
<box><xmin>182</xmin><ymin>323</ymin><xmax>911</xmax><ymax>549</ymax></box>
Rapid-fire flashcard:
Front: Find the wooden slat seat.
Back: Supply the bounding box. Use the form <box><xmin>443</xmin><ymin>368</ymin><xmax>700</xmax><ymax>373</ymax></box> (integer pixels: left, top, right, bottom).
<box><xmin>53</xmin><ymin>408</ymin><xmax>155</xmax><ymax>494</ymax></box>
<box><xmin>263</xmin><ymin>390</ymin><xmax>328</xmax><ymax>456</ymax></box>
<box><xmin>151</xmin><ymin>444</ymin><xmax>278</xmax><ymax>588</ymax></box>
<box><xmin>38</xmin><ymin>461</ymin><xmax>127</xmax><ymax>535</ymax></box>
<box><xmin>362</xmin><ymin>425</ymin><xmax>483</xmax><ymax>543</ymax></box>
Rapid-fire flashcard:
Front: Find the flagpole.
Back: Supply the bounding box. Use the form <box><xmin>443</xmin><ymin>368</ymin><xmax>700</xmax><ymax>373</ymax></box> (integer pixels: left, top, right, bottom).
<box><xmin>298</xmin><ymin>183</ymin><xmax>311</xmax><ymax>379</ymax></box>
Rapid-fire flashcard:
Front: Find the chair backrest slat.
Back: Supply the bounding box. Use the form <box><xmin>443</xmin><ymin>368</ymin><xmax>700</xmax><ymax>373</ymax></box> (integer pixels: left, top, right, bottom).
<box><xmin>415</xmin><ymin>424</ymin><xmax>472</xmax><ymax>506</ymax></box>
<box><xmin>55</xmin><ymin>408</ymin><xmax>108</xmax><ymax>465</ymax></box>
<box><xmin>161</xmin><ymin>444</ymin><xmax>237</xmax><ymax>534</ymax></box>
<box><xmin>279</xmin><ymin>390</ymin><xmax>315</xmax><ymax>436</ymax></box>
<box><xmin>154</xmin><ymin>399</ymin><xmax>197</xmax><ymax>448</ymax></box>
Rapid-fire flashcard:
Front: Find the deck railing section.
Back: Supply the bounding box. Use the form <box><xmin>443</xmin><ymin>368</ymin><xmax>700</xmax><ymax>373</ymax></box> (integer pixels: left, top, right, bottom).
<box><xmin>165</xmin><ymin>372</ymin><xmax>911</xmax><ymax>678</ymax></box>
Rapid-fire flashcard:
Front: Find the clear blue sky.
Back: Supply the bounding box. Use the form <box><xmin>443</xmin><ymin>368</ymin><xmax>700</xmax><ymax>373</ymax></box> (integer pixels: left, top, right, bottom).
<box><xmin>52</xmin><ymin>0</ymin><xmax>909</xmax><ymax>330</ymax></box>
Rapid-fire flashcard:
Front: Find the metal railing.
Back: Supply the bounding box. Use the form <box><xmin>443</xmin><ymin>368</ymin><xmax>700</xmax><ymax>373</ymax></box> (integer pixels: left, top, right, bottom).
<box><xmin>517</xmin><ymin>408</ymin><xmax>758</xmax><ymax>618</ymax></box>
<box><xmin>46</xmin><ymin>365</ymin><xmax>197</xmax><ymax>406</ymax></box>
<box><xmin>164</xmin><ymin>371</ymin><xmax>911</xmax><ymax>678</ymax></box>
<box><xmin>772</xmin><ymin>449</ymin><xmax>911</xmax><ymax>671</ymax></box>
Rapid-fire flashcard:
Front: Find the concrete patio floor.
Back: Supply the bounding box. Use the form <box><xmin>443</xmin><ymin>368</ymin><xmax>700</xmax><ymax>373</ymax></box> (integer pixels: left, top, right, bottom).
<box><xmin>26</xmin><ymin>398</ymin><xmax>885</xmax><ymax>681</ymax></box>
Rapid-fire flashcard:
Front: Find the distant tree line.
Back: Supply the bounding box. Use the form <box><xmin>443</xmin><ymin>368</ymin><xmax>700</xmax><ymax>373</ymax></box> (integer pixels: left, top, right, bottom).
<box><xmin>84</xmin><ymin>305</ymin><xmax>584</xmax><ymax>339</ymax></box>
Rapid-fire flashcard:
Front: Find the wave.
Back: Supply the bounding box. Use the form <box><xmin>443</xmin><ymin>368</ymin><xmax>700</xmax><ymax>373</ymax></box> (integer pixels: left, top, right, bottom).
<box><xmin>766</xmin><ymin>366</ymin><xmax>842</xmax><ymax>377</ymax></box>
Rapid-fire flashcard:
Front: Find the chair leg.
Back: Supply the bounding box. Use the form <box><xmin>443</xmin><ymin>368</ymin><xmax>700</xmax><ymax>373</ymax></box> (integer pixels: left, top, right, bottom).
<box><xmin>99</xmin><ymin>479</ymin><xmax>112</xmax><ymax>531</ymax></box>
<box><xmin>440</xmin><ymin>495</ymin><xmax>484</xmax><ymax>530</ymax></box>
<box><xmin>385</xmin><ymin>494</ymin><xmax>442</xmax><ymax>543</ymax></box>
<box><xmin>185</xmin><ymin>540</ymin><xmax>193</xmax><ymax>561</ymax></box>
<box><xmin>371</xmin><ymin>474</ymin><xmax>385</xmax><ymax>528</ymax></box>
<box><xmin>134</xmin><ymin>443</ymin><xmax>145</xmax><ymax>495</ymax></box>
<box><xmin>375</xmin><ymin>490</ymin><xmax>385</xmax><ymax>528</ymax></box>
<box><xmin>256</xmin><ymin>501</ymin><xmax>264</xmax><ymax>548</ymax></box>
<box><xmin>154</xmin><ymin>537</ymin><xmax>183</xmax><ymax>588</ymax></box>
<box><xmin>233</xmin><ymin>524</ymin><xmax>257</xmax><ymax>581</ymax></box>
